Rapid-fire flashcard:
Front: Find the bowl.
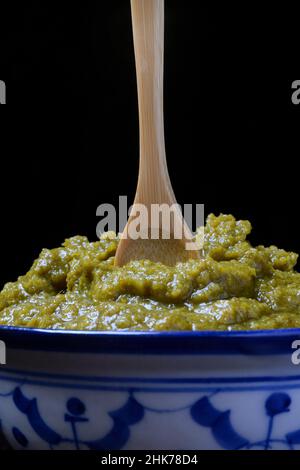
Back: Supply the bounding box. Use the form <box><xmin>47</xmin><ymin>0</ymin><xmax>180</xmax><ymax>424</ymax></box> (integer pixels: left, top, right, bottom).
<box><xmin>0</xmin><ymin>326</ymin><xmax>300</xmax><ymax>450</ymax></box>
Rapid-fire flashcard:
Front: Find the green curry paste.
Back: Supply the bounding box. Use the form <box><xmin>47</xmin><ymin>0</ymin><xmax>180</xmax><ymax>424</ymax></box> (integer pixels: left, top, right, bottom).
<box><xmin>0</xmin><ymin>214</ymin><xmax>299</xmax><ymax>331</ymax></box>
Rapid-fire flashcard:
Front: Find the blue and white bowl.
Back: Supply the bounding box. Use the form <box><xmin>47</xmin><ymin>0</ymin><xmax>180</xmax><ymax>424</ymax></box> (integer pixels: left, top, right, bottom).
<box><xmin>1</xmin><ymin>327</ymin><xmax>300</xmax><ymax>450</ymax></box>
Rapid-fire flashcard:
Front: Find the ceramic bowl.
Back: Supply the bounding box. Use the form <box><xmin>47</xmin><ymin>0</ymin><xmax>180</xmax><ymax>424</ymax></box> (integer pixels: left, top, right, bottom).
<box><xmin>0</xmin><ymin>326</ymin><xmax>300</xmax><ymax>450</ymax></box>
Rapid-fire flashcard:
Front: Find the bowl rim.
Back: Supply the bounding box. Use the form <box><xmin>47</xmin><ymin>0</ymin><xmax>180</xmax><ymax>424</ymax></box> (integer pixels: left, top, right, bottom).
<box><xmin>1</xmin><ymin>325</ymin><xmax>300</xmax><ymax>355</ymax></box>
<box><xmin>1</xmin><ymin>324</ymin><xmax>300</xmax><ymax>336</ymax></box>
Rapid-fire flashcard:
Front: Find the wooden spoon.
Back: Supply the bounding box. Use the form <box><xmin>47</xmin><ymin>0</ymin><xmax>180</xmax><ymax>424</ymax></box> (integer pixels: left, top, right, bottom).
<box><xmin>115</xmin><ymin>0</ymin><xmax>200</xmax><ymax>266</ymax></box>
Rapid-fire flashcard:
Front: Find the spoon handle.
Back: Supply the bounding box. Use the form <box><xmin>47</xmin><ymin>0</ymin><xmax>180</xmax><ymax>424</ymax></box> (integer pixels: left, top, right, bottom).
<box><xmin>130</xmin><ymin>0</ymin><xmax>173</xmax><ymax>204</ymax></box>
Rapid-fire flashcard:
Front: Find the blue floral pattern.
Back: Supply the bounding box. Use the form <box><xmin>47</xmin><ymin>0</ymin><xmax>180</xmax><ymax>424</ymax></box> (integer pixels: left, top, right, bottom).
<box><xmin>2</xmin><ymin>377</ymin><xmax>300</xmax><ymax>450</ymax></box>
<box><xmin>190</xmin><ymin>392</ymin><xmax>297</xmax><ymax>450</ymax></box>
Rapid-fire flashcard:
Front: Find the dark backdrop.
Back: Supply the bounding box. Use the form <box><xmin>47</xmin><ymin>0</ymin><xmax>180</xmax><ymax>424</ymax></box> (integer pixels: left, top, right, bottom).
<box><xmin>0</xmin><ymin>1</ymin><xmax>299</xmax><ymax>287</ymax></box>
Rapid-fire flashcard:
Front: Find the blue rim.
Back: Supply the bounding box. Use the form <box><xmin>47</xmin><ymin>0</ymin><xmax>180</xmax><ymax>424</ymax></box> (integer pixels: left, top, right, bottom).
<box><xmin>1</xmin><ymin>325</ymin><xmax>300</xmax><ymax>355</ymax></box>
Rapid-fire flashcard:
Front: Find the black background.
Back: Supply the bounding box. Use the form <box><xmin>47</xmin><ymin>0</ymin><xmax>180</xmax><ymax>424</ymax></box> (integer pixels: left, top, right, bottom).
<box><xmin>0</xmin><ymin>1</ymin><xmax>299</xmax><ymax>287</ymax></box>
